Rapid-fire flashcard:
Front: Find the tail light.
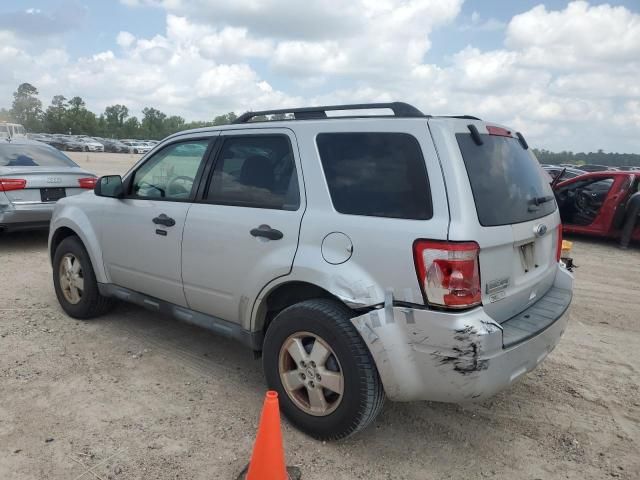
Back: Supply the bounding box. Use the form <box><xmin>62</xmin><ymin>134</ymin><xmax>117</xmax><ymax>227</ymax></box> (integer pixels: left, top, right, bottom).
<box><xmin>0</xmin><ymin>178</ymin><xmax>27</xmax><ymax>191</ymax></box>
<box><xmin>78</xmin><ymin>177</ymin><xmax>97</xmax><ymax>189</ymax></box>
<box><xmin>413</xmin><ymin>240</ymin><xmax>481</xmax><ymax>309</ymax></box>
<box><xmin>556</xmin><ymin>225</ymin><xmax>563</xmax><ymax>262</ymax></box>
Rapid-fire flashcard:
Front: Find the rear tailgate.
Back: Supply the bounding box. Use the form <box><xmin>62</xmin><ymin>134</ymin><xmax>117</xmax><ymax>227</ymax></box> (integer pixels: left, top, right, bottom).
<box><xmin>429</xmin><ymin>119</ymin><xmax>561</xmax><ymax>323</ymax></box>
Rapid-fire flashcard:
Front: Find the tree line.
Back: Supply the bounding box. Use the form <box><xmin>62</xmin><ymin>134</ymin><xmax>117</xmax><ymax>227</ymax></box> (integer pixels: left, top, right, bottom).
<box><xmin>2</xmin><ymin>82</ymin><xmax>640</xmax><ymax>165</ymax></box>
<box><xmin>533</xmin><ymin>149</ymin><xmax>640</xmax><ymax>168</ymax></box>
<box><xmin>0</xmin><ymin>83</ymin><xmax>239</xmax><ymax>140</ymax></box>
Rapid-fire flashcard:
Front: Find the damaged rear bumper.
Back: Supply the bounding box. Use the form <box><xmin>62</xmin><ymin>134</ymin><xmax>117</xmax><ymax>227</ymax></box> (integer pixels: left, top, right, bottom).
<box><xmin>351</xmin><ymin>266</ymin><xmax>573</xmax><ymax>402</ymax></box>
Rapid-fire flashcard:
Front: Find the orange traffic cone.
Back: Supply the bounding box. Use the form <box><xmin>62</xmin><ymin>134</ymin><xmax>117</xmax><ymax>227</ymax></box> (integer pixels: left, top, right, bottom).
<box><xmin>245</xmin><ymin>391</ymin><xmax>288</xmax><ymax>480</ymax></box>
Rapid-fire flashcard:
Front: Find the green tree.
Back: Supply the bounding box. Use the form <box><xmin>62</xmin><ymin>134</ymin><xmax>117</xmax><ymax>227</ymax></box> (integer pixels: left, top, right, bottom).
<box><xmin>66</xmin><ymin>96</ymin><xmax>98</xmax><ymax>135</ymax></box>
<box><xmin>140</xmin><ymin>107</ymin><xmax>167</xmax><ymax>139</ymax></box>
<box><xmin>104</xmin><ymin>104</ymin><xmax>129</xmax><ymax>137</ymax></box>
<box><xmin>10</xmin><ymin>83</ymin><xmax>42</xmax><ymax>131</ymax></box>
<box><xmin>121</xmin><ymin>116</ymin><xmax>140</xmax><ymax>138</ymax></box>
<box><xmin>212</xmin><ymin>112</ymin><xmax>237</xmax><ymax>125</ymax></box>
<box><xmin>163</xmin><ymin>115</ymin><xmax>186</xmax><ymax>137</ymax></box>
<box><xmin>43</xmin><ymin>95</ymin><xmax>68</xmax><ymax>133</ymax></box>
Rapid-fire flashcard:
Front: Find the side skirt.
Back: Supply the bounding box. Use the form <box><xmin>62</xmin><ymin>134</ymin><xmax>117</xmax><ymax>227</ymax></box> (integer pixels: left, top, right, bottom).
<box><xmin>98</xmin><ymin>283</ymin><xmax>263</xmax><ymax>351</ymax></box>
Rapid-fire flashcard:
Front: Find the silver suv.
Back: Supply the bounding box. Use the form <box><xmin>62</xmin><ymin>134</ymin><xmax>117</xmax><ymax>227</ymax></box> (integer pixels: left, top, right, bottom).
<box><xmin>49</xmin><ymin>102</ymin><xmax>573</xmax><ymax>440</ymax></box>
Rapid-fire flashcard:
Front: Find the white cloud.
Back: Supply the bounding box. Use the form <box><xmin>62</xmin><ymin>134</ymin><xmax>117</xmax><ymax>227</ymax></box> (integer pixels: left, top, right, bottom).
<box><xmin>0</xmin><ymin>1</ymin><xmax>638</xmax><ymax>153</ymax></box>
<box><xmin>116</xmin><ymin>31</ymin><xmax>135</xmax><ymax>48</ymax></box>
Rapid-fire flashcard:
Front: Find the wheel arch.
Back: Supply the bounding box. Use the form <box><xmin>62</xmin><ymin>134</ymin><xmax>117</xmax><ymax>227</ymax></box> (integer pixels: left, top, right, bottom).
<box><xmin>254</xmin><ymin>281</ymin><xmax>351</xmax><ymax>339</ymax></box>
<box><xmin>49</xmin><ymin>210</ymin><xmax>107</xmax><ymax>284</ymax></box>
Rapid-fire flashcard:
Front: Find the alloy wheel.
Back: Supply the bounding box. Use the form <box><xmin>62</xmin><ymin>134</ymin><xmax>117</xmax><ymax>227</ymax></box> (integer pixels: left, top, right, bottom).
<box><xmin>59</xmin><ymin>253</ymin><xmax>84</xmax><ymax>304</ymax></box>
<box><xmin>278</xmin><ymin>331</ymin><xmax>344</xmax><ymax>416</ymax></box>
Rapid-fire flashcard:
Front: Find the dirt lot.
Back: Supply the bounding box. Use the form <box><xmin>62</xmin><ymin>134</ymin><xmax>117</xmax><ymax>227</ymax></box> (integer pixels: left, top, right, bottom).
<box><xmin>1</xmin><ymin>153</ymin><xmax>639</xmax><ymax>479</ymax></box>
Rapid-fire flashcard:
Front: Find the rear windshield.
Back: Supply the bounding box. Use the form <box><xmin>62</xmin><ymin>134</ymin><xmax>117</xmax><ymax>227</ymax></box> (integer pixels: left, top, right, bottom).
<box><xmin>0</xmin><ymin>143</ymin><xmax>78</xmax><ymax>167</ymax></box>
<box><xmin>457</xmin><ymin>133</ymin><xmax>555</xmax><ymax>226</ymax></box>
<box><xmin>317</xmin><ymin>132</ymin><xmax>432</xmax><ymax>220</ymax></box>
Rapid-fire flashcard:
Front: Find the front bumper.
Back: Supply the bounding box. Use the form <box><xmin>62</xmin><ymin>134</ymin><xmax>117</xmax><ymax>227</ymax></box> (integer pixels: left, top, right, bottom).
<box><xmin>352</xmin><ymin>266</ymin><xmax>573</xmax><ymax>402</ymax></box>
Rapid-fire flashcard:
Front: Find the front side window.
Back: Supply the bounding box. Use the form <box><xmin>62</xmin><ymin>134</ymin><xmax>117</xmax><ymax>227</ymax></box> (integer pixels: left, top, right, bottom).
<box><xmin>206</xmin><ymin>135</ymin><xmax>299</xmax><ymax>210</ymax></box>
<box><xmin>131</xmin><ymin>140</ymin><xmax>210</xmax><ymax>200</ymax></box>
<box><xmin>316</xmin><ymin>132</ymin><xmax>433</xmax><ymax>220</ymax></box>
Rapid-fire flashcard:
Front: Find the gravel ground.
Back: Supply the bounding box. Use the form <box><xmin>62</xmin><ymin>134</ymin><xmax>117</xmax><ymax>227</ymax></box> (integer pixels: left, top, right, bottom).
<box><xmin>0</xmin><ymin>153</ymin><xmax>639</xmax><ymax>479</ymax></box>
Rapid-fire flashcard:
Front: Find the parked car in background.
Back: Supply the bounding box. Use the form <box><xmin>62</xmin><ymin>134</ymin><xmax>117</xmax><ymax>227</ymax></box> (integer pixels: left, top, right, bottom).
<box><xmin>617</xmin><ymin>166</ymin><xmax>640</xmax><ymax>171</ymax></box>
<box><xmin>75</xmin><ymin>136</ymin><xmax>105</xmax><ymax>152</ymax></box>
<box><xmin>101</xmin><ymin>139</ymin><xmax>130</xmax><ymax>153</ymax></box>
<box><xmin>53</xmin><ymin>135</ymin><xmax>85</xmax><ymax>152</ymax></box>
<box><xmin>0</xmin><ymin>138</ymin><xmax>96</xmax><ymax>232</ymax></box>
<box><xmin>28</xmin><ymin>133</ymin><xmax>51</xmax><ymax>143</ymax></box>
<box><xmin>121</xmin><ymin>140</ymin><xmax>152</xmax><ymax>154</ymax></box>
<box><xmin>542</xmin><ymin>165</ymin><xmax>586</xmax><ymax>183</ymax></box>
<box><xmin>554</xmin><ymin>171</ymin><xmax>640</xmax><ymax>247</ymax></box>
<box><xmin>578</xmin><ymin>164</ymin><xmax>615</xmax><ymax>172</ymax></box>
<box><xmin>49</xmin><ymin>102</ymin><xmax>573</xmax><ymax>440</ymax></box>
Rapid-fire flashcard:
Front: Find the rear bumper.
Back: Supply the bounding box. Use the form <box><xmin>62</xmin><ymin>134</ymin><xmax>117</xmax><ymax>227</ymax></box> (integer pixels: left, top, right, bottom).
<box><xmin>0</xmin><ymin>202</ymin><xmax>55</xmax><ymax>231</ymax></box>
<box><xmin>352</xmin><ymin>265</ymin><xmax>573</xmax><ymax>402</ymax></box>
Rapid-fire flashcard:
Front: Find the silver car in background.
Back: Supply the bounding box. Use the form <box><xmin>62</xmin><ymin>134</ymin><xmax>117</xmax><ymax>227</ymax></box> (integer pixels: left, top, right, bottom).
<box><xmin>0</xmin><ymin>138</ymin><xmax>96</xmax><ymax>232</ymax></box>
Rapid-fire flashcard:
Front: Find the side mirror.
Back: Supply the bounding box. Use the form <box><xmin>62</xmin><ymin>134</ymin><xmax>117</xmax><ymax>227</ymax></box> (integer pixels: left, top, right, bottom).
<box><xmin>95</xmin><ymin>175</ymin><xmax>124</xmax><ymax>198</ymax></box>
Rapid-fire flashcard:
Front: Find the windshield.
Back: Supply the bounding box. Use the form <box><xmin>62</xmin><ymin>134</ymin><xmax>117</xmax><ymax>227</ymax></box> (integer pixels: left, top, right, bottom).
<box><xmin>0</xmin><ymin>143</ymin><xmax>78</xmax><ymax>167</ymax></box>
<box><xmin>457</xmin><ymin>133</ymin><xmax>556</xmax><ymax>226</ymax></box>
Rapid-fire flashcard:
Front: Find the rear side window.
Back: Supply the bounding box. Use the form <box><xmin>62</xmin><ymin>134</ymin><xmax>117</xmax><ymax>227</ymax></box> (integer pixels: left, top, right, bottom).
<box><xmin>316</xmin><ymin>132</ymin><xmax>432</xmax><ymax>220</ymax></box>
<box><xmin>206</xmin><ymin>135</ymin><xmax>299</xmax><ymax>210</ymax></box>
<box><xmin>0</xmin><ymin>144</ymin><xmax>77</xmax><ymax>167</ymax></box>
<box><xmin>457</xmin><ymin>133</ymin><xmax>556</xmax><ymax>226</ymax></box>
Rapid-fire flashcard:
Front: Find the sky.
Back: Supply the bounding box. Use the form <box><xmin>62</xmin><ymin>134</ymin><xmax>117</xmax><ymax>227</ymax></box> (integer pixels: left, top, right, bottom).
<box><xmin>0</xmin><ymin>0</ymin><xmax>639</xmax><ymax>153</ymax></box>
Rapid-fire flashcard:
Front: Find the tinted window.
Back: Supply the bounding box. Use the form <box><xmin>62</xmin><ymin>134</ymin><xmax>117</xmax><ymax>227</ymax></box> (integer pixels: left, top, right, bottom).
<box><xmin>131</xmin><ymin>140</ymin><xmax>209</xmax><ymax>200</ymax></box>
<box><xmin>457</xmin><ymin>133</ymin><xmax>556</xmax><ymax>226</ymax></box>
<box><xmin>206</xmin><ymin>135</ymin><xmax>299</xmax><ymax>210</ymax></box>
<box><xmin>0</xmin><ymin>143</ymin><xmax>77</xmax><ymax>167</ymax></box>
<box><xmin>316</xmin><ymin>132</ymin><xmax>432</xmax><ymax>220</ymax></box>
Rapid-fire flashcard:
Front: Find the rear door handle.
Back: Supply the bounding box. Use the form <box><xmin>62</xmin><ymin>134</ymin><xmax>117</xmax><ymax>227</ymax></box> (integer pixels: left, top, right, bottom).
<box><xmin>153</xmin><ymin>213</ymin><xmax>176</xmax><ymax>227</ymax></box>
<box><xmin>250</xmin><ymin>224</ymin><xmax>283</xmax><ymax>240</ymax></box>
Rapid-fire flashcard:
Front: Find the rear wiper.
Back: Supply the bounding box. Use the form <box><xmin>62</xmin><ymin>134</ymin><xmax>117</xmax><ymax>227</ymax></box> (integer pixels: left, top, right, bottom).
<box><xmin>529</xmin><ymin>195</ymin><xmax>555</xmax><ymax>208</ymax></box>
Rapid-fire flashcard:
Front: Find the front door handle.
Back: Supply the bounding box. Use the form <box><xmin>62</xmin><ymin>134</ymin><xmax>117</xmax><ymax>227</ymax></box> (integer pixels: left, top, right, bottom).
<box><xmin>153</xmin><ymin>213</ymin><xmax>176</xmax><ymax>227</ymax></box>
<box><xmin>250</xmin><ymin>224</ymin><xmax>283</xmax><ymax>240</ymax></box>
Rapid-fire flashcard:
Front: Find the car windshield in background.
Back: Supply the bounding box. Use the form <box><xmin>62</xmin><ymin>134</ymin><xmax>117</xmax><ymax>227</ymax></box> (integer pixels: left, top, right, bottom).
<box><xmin>457</xmin><ymin>133</ymin><xmax>556</xmax><ymax>226</ymax></box>
<box><xmin>0</xmin><ymin>143</ymin><xmax>78</xmax><ymax>167</ymax></box>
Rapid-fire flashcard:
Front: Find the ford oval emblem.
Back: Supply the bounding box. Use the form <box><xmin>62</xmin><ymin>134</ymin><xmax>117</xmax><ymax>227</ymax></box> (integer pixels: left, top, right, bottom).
<box><xmin>534</xmin><ymin>224</ymin><xmax>548</xmax><ymax>237</ymax></box>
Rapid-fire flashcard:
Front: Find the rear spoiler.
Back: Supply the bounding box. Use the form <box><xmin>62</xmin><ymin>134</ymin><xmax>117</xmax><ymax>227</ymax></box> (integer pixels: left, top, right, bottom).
<box><xmin>467</xmin><ymin>125</ymin><xmax>529</xmax><ymax>150</ymax></box>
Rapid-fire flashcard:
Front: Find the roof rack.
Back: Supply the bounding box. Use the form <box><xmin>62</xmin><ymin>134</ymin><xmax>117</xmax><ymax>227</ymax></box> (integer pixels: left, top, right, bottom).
<box><xmin>233</xmin><ymin>102</ymin><xmax>426</xmax><ymax>124</ymax></box>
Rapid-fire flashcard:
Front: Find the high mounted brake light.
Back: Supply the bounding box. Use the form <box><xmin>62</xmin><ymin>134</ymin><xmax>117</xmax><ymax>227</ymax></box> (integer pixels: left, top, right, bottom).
<box><xmin>0</xmin><ymin>178</ymin><xmax>26</xmax><ymax>191</ymax></box>
<box><xmin>413</xmin><ymin>240</ymin><xmax>482</xmax><ymax>309</ymax></box>
<box><xmin>486</xmin><ymin>126</ymin><xmax>512</xmax><ymax>137</ymax></box>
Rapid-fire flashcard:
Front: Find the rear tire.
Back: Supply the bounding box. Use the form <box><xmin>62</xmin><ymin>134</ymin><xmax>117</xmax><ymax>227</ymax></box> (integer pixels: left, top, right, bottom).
<box><xmin>262</xmin><ymin>299</ymin><xmax>385</xmax><ymax>440</ymax></box>
<box><xmin>52</xmin><ymin>236</ymin><xmax>113</xmax><ymax>319</ymax></box>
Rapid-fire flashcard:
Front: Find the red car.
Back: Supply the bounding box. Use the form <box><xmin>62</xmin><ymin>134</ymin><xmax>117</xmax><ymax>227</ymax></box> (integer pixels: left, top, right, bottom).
<box><xmin>554</xmin><ymin>171</ymin><xmax>640</xmax><ymax>247</ymax></box>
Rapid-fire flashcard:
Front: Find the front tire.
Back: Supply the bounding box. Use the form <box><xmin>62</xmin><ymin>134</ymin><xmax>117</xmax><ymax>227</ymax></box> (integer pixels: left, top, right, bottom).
<box><xmin>262</xmin><ymin>299</ymin><xmax>384</xmax><ymax>440</ymax></box>
<box><xmin>53</xmin><ymin>236</ymin><xmax>113</xmax><ymax>319</ymax></box>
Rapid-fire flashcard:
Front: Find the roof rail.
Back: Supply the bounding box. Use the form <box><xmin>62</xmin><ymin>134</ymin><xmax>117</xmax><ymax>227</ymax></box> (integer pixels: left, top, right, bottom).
<box><xmin>233</xmin><ymin>102</ymin><xmax>426</xmax><ymax>124</ymax></box>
